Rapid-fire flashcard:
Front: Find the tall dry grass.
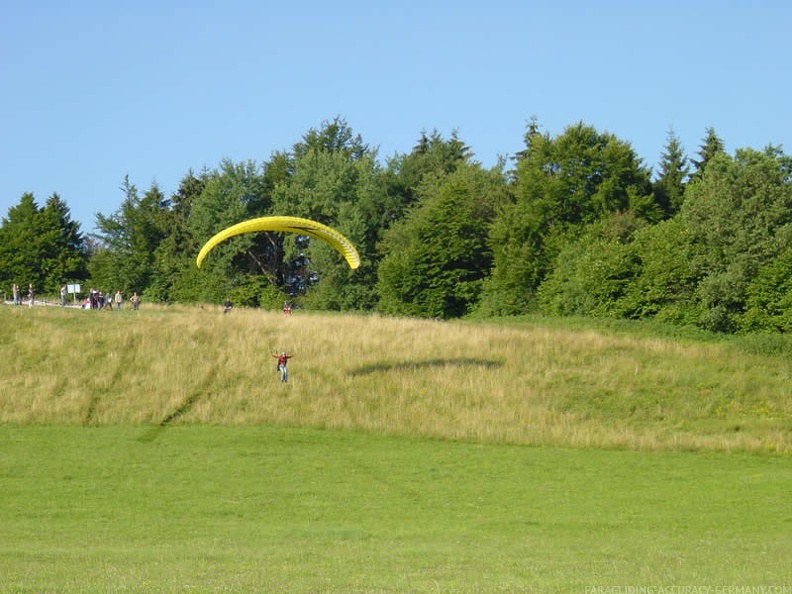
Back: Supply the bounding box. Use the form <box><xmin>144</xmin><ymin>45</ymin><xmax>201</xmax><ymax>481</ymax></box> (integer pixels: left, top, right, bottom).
<box><xmin>1</xmin><ymin>303</ymin><xmax>789</xmax><ymax>452</ymax></box>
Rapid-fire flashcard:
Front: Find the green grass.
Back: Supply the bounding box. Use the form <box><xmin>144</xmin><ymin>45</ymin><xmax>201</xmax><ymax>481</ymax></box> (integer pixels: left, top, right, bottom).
<box><xmin>1</xmin><ymin>425</ymin><xmax>790</xmax><ymax>593</ymax></box>
<box><xmin>1</xmin><ymin>304</ymin><xmax>791</xmax><ymax>592</ymax></box>
<box><xmin>1</xmin><ymin>304</ymin><xmax>790</xmax><ymax>452</ymax></box>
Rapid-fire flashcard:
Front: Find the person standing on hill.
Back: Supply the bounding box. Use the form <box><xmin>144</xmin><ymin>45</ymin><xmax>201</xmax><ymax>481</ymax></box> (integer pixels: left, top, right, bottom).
<box><xmin>114</xmin><ymin>290</ymin><xmax>123</xmax><ymax>310</ymax></box>
<box><xmin>272</xmin><ymin>351</ymin><xmax>294</xmax><ymax>382</ymax></box>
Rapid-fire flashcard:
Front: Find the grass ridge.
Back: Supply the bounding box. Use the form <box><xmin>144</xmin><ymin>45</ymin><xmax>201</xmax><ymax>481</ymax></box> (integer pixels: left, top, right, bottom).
<box><xmin>1</xmin><ymin>304</ymin><xmax>789</xmax><ymax>453</ymax></box>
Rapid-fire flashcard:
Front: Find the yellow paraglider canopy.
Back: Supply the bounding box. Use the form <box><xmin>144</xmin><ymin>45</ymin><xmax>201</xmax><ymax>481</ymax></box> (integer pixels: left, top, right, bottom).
<box><xmin>196</xmin><ymin>216</ymin><xmax>361</xmax><ymax>270</ymax></box>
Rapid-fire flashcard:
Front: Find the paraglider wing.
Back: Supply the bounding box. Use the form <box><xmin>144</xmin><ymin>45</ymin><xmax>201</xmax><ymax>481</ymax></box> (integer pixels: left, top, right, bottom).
<box><xmin>196</xmin><ymin>216</ymin><xmax>361</xmax><ymax>269</ymax></box>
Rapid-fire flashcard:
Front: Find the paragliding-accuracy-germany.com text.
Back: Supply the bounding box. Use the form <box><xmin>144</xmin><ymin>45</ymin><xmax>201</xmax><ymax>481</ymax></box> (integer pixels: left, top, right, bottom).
<box><xmin>584</xmin><ymin>586</ymin><xmax>791</xmax><ymax>594</ymax></box>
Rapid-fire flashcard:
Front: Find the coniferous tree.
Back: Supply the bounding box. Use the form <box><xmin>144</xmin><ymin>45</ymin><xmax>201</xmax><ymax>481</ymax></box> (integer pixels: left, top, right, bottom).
<box><xmin>0</xmin><ymin>194</ymin><xmax>46</xmax><ymax>293</ymax></box>
<box><xmin>690</xmin><ymin>127</ymin><xmax>726</xmax><ymax>182</ymax></box>
<box><xmin>653</xmin><ymin>128</ymin><xmax>690</xmax><ymax>216</ymax></box>
<box><xmin>37</xmin><ymin>193</ymin><xmax>88</xmax><ymax>291</ymax></box>
<box><xmin>513</xmin><ymin>115</ymin><xmax>542</xmax><ymax>162</ymax></box>
<box><xmin>0</xmin><ymin>193</ymin><xmax>87</xmax><ymax>295</ymax></box>
<box><xmin>89</xmin><ymin>177</ymin><xmax>168</xmax><ymax>298</ymax></box>
<box><xmin>148</xmin><ymin>170</ymin><xmax>209</xmax><ymax>302</ymax></box>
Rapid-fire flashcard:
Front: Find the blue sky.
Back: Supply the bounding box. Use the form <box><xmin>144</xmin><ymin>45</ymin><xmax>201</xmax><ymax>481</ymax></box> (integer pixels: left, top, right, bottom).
<box><xmin>2</xmin><ymin>0</ymin><xmax>790</xmax><ymax>233</ymax></box>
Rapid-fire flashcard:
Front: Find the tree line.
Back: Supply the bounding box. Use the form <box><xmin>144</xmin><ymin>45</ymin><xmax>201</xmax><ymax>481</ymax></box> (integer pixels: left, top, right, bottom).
<box><xmin>3</xmin><ymin>116</ymin><xmax>791</xmax><ymax>333</ymax></box>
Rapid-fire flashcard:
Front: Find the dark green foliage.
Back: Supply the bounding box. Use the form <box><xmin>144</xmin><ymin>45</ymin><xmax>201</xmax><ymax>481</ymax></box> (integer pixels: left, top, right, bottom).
<box><xmin>187</xmin><ymin>160</ymin><xmax>278</xmax><ymax>306</ymax></box>
<box><xmin>39</xmin><ymin>194</ymin><xmax>89</xmax><ymax>288</ymax></box>
<box><xmin>624</xmin><ymin>217</ymin><xmax>701</xmax><ymax>325</ymax></box>
<box><xmin>5</xmin><ymin>116</ymin><xmax>792</xmax><ymax>336</ymax></box>
<box><xmin>368</xmin><ymin>129</ymin><xmax>471</xmax><ymax>242</ymax></box>
<box><xmin>269</xmin><ymin>119</ymin><xmax>378</xmax><ymax>310</ymax></box>
<box><xmin>537</xmin><ymin>212</ymin><xmax>645</xmax><ymax>318</ymax></box>
<box><xmin>540</xmin><ymin>215</ymin><xmax>700</xmax><ymax>324</ymax></box>
<box><xmin>0</xmin><ymin>194</ymin><xmax>41</xmax><ymax>290</ymax></box>
<box><xmin>479</xmin><ymin>122</ymin><xmax>657</xmax><ymax>316</ymax></box>
<box><xmin>653</xmin><ymin>128</ymin><xmax>690</xmax><ymax>216</ymax></box>
<box><xmin>360</xmin><ymin>129</ymin><xmax>474</xmax><ymax>312</ymax></box>
<box><xmin>376</xmin><ymin>163</ymin><xmax>506</xmax><ymax>318</ymax></box>
<box><xmin>147</xmin><ymin>170</ymin><xmax>208</xmax><ymax>303</ymax></box>
<box><xmin>0</xmin><ymin>193</ymin><xmax>87</xmax><ymax>295</ymax></box>
<box><xmin>89</xmin><ymin>178</ymin><xmax>167</xmax><ymax>297</ymax></box>
<box><xmin>190</xmin><ymin>160</ymin><xmax>269</xmax><ymax>242</ymax></box>
<box><xmin>741</xmin><ymin>244</ymin><xmax>792</xmax><ymax>332</ymax></box>
<box><xmin>536</xmin><ymin>146</ymin><xmax>792</xmax><ymax>332</ymax></box>
<box><xmin>683</xmin><ymin>148</ymin><xmax>792</xmax><ymax>332</ymax></box>
<box><xmin>292</xmin><ymin>116</ymin><xmax>370</xmax><ymax>161</ymax></box>
<box><xmin>689</xmin><ymin>127</ymin><xmax>726</xmax><ymax>182</ymax></box>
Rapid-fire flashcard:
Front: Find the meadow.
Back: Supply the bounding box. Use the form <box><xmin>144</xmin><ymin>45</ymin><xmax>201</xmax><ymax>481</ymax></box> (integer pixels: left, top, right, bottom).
<box><xmin>0</xmin><ymin>304</ymin><xmax>790</xmax><ymax>592</ymax></box>
<box><xmin>1</xmin><ymin>303</ymin><xmax>789</xmax><ymax>452</ymax></box>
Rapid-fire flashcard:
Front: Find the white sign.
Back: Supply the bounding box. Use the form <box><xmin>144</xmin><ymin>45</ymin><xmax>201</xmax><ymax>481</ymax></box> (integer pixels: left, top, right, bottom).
<box><xmin>67</xmin><ymin>284</ymin><xmax>81</xmax><ymax>294</ymax></box>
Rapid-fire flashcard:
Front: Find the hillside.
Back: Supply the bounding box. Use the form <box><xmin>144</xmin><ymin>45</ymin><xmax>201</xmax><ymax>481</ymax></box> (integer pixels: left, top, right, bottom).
<box><xmin>1</xmin><ymin>304</ymin><xmax>789</xmax><ymax>453</ymax></box>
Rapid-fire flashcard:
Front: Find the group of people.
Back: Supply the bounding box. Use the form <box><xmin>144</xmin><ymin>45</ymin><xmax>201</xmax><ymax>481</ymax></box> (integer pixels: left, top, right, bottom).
<box><xmin>84</xmin><ymin>288</ymin><xmax>125</xmax><ymax>310</ymax></box>
<box><xmin>76</xmin><ymin>287</ymin><xmax>141</xmax><ymax>310</ymax></box>
<box><xmin>9</xmin><ymin>284</ymin><xmax>140</xmax><ymax>310</ymax></box>
<box><xmin>10</xmin><ymin>283</ymin><xmax>34</xmax><ymax>307</ymax></box>
<box><xmin>10</xmin><ymin>284</ymin><xmax>294</xmax><ymax>381</ymax></box>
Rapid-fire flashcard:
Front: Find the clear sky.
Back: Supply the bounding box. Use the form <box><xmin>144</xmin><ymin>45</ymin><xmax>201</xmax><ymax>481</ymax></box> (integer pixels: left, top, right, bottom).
<box><xmin>2</xmin><ymin>0</ymin><xmax>790</xmax><ymax>233</ymax></box>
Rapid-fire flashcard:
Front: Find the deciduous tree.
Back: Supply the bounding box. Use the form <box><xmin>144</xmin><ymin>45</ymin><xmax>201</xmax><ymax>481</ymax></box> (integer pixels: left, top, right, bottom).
<box><xmin>479</xmin><ymin>122</ymin><xmax>657</xmax><ymax>315</ymax></box>
<box><xmin>377</xmin><ymin>163</ymin><xmax>507</xmax><ymax>318</ymax></box>
<box><xmin>683</xmin><ymin>147</ymin><xmax>792</xmax><ymax>331</ymax></box>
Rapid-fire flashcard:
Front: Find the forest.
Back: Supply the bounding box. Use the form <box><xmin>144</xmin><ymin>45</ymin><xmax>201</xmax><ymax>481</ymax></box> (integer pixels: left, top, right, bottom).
<box><xmin>2</xmin><ymin>116</ymin><xmax>791</xmax><ymax>334</ymax></box>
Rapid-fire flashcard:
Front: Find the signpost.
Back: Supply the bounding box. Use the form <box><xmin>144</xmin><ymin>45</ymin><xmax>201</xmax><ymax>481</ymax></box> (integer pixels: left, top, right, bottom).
<box><xmin>67</xmin><ymin>283</ymin><xmax>81</xmax><ymax>305</ymax></box>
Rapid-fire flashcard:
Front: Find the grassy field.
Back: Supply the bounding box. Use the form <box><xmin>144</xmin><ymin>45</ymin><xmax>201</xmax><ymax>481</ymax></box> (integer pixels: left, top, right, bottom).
<box><xmin>1</xmin><ymin>303</ymin><xmax>790</xmax><ymax>452</ymax></box>
<box><xmin>0</xmin><ymin>304</ymin><xmax>790</xmax><ymax>592</ymax></box>
<box><xmin>1</xmin><ymin>425</ymin><xmax>790</xmax><ymax>593</ymax></box>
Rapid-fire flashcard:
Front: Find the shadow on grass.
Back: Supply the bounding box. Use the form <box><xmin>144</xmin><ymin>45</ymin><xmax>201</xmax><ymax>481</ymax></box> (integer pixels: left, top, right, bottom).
<box><xmin>84</xmin><ymin>333</ymin><xmax>144</xmax><ymax>426</ymax></box>
<box><xmin>138</xmin><ymin>363</ymin><xmax>219</xmax><ymax>443</ymax></box>
<box><xmin>350</xmin><ymin>358</ymin><xmax>503</xmax><ymax>377</ymax></box>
